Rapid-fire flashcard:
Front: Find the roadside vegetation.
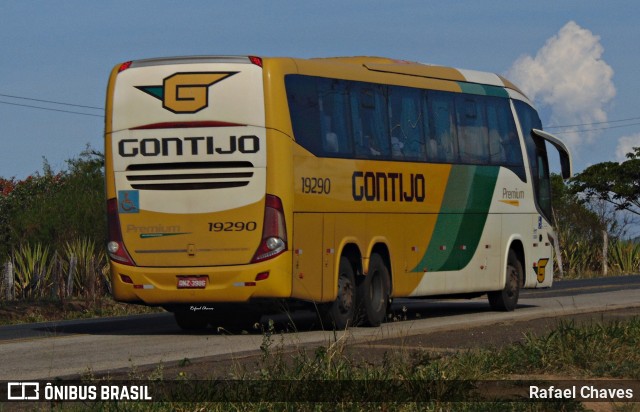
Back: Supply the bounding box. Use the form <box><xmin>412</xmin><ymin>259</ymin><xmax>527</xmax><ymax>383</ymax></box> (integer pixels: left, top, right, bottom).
<box><xmin>555</xmin><ymin>147</ymin><xmax>640</xmax><ymax>278</ymax></box>
<box><xmin>0</xmin><ymin>147</ymin><xmax>159</xmax><ymax>324</ymax></box>
<box><xmin>60</xmin><ymin>316</ymin><xmax>640</xmax><ymax>410</ymax></box>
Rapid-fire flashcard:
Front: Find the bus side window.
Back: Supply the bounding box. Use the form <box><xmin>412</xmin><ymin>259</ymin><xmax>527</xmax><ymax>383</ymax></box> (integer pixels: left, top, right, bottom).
<box><xmin>486</xmin><ymin>102</ymin><xmax>505</xmax><ymax>163</ymax></box>
<box><xmin>318</xmin><ymin>79</ymin><xmax>353</xmax><ymax>156</ymax></box>
<box><xmin>428</xmin><ymin>92</ymin><xmax>456</xmax><ymax>163</ymax></box>
<box><xmin>351</xmin><ymin>87</ymin><xmax>366</xmax><ymax>158</ymax></box>
<box><xmin>285</xmin><ymin>75</ymin><xmax>323</xmax><ymax>155</ymax></box>
<box><xmin>389</xmin><ymin>86</ymin><xmax>425</xmax><ymax>161</ymax></box>
<box><xmin>352</xmin><ymin>84</ymin><xmax>390</xmax><ymax>159</ymax></box>
<box><xmin>486</xmin><ymin>98</ymin><xmax>523</xmax><ymax>167</ymax></box>
<box><xmin>455</xmin><ymin>95</ymin><xmax>488</xmax><ymax>164</ymax></box>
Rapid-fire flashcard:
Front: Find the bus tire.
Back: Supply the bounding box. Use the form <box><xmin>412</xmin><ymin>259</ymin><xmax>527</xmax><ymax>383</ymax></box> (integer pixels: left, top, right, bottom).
<box><xmin>321</xmin><ymin>256</ymin><xmax>356</xmax><ymax>330</ymax></box>
<box><xmin>357</xmin><ymin>253</ymin><xmax>391</xmax><ymax>326</ymax></box>
<box><xmin>174</xmin><ymin>311</ymin><xmax>208</xmax><ymax>331</ymax></box>
<box><xmin>488</xmin><ymin>250</ymin><xmax>522</xmax><ymax>312</ymax></box>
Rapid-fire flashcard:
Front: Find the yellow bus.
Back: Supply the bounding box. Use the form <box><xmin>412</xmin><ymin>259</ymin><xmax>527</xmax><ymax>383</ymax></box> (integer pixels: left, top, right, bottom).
<box><xmin>105</xmin><ymin>56</ymin><xmax>571</xmax><ymax>330</ymax></box>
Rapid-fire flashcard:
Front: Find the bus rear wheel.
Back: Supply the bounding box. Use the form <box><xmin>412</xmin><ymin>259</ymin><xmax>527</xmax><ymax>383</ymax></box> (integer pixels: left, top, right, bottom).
<box><xmin>488</xmin><ymin>250</ymin><xmax>522</xmax><ymax>311</ymax></box>
<box><xmin>320</xmin><ymin>256</ymin><xmax>356</xmax><ymax>330</ymax></box>
<box><xmin>357</xmin><ymin>253</ymin><xmax>391</xmax><ymax>326</ymax></box>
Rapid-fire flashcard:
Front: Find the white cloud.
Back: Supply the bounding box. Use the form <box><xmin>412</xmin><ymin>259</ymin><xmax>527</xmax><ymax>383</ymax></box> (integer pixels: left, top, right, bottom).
<box><xmin>506</xmin><ymin>21</ymin><xmax>615</xmax><ymax>146</ymax></box>
<box><xmin>616</xmin><ymin>134</ymin><xmax>640</xmax><ymax>161</ymax></box>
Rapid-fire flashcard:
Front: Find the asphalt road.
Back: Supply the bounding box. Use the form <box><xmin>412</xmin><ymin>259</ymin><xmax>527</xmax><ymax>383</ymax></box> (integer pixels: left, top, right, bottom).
<box><xmin>1</xmin><ymin>275</ymin><xmax>640</xmax><ymax>380</ymax></box>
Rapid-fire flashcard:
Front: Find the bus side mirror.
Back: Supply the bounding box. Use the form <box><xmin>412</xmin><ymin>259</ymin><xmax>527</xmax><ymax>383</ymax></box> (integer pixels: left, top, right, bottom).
<box><xmin>532</xmin><ymin>129</ymin><xmax>572</xmax><ymax>179</ymax></box>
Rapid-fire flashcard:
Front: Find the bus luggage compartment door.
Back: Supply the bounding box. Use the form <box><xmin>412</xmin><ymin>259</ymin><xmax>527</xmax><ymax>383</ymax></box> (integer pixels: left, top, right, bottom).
<box><xmin>292</xmin><ymin>213</ymin><xmax>335</xmax><ymax>302</ymax></box>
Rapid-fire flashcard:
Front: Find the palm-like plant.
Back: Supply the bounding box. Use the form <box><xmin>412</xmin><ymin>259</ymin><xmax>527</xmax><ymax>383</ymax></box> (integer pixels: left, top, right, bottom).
<box><xmin>62</xmin><ymin>237</ymin><xmax>107</xmax><ymax>298</ymax></box>
<box><xmin>12</xmin><ymin>243</ymin><xmax>54</xmax><ymax>299</ymax></box>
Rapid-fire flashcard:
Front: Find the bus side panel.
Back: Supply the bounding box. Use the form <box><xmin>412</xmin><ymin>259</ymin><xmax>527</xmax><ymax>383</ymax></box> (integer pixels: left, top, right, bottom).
<box><xmin>501</xmin><ymin>214</ymin><xmax>528</xmax><ymax>286</ymax></box>
<box><xmin>322</xmin><ymin>214</ymin><xmax>336</xmax><ymax>302</ymax></box>
<box><xmin>441</xmin><ymin>213</ymin><xmax>502</xmax><ymax>293</ymax></box>
<box><xmin>500</xmin><ymin>205</ymin><xmax>554</xmax><ymax>288</ymax></box>
<box><xmin>292</xmin><ymin>213</ymin><xmax>324</xmax><ymax>301</ymax></box>
<box><xmin>290</xmin><ymin>213</ymin><xmax>339</xmax><ymax>303</ymax></box>
<box><xmin>407</xmin><ymin>213</ymin><xmax>502</xmax><ymax>297</ymax></box>
<box><xmin>393</xmin><ymin>214</ymin><xmax>437</xmax><ymax>297</ymax></box>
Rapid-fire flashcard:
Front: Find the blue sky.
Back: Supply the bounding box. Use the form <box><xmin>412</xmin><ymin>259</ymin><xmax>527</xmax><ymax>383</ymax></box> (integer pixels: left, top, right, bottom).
<box><xmin>1</xmin><ymin>1</ymin><xmax>639</xmax><ymax>179</ymax></box>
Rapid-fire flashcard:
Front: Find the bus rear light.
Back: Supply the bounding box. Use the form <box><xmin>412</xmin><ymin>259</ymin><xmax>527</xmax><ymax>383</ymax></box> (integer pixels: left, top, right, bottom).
<box><xmin>107</xmin><ymin>198</ymin><xmax>135</xmax><ymax>266</ymax></box>
<box><xmin>251</xmin><ymin>195</ymin><xmax>287</xmax><ymax>263</ymax></box>
<box><xmin>255</xmin><ymin>271</ymin><xmax>270</xmax><ymax>281</ymax></box>
<box><xmin>118</xmin><ymin>61</ymin><xmax>133</xmax><ymax>72</ymax></box>
<box><xmin>249</xmin><ymin>56</ymin><xmax>263</xmax><ymax>67</ymax></box>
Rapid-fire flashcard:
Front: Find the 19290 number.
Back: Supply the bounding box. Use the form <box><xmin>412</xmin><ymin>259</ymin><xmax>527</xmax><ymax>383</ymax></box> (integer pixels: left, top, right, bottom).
<box><xmin>301</xmin><ymin>177</ymin><xmax>331</xmax><ymax>194</ymax></box>
<box><xmin>208</xmin><ymin>221</ymin><xmax>257</xmax><ymax>232</ymax></box>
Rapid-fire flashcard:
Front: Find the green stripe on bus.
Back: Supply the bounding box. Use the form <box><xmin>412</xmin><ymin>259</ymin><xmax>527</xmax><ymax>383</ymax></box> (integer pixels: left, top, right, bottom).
<box><xmin>412</xmin><ymin>165</ymin><xmax>499</xmax><ymax>272</ymax></box>
<box><xmin>457</xmin><ymin>82</ymin><xmax>509</xmax><ymax>98</ymax></box>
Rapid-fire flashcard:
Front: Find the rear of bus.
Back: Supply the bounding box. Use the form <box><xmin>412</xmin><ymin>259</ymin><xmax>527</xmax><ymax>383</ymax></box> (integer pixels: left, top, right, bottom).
<box><xmin>104</xmin><ymin>56</ymin><xmax>291</xmax><ymax>312</ymax></box>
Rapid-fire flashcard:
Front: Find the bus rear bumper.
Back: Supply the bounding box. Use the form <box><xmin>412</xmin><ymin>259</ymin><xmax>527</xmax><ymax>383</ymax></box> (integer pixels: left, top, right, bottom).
<box><xmin>109</xmin><ymin>253</ymin><xmax>292</xmax><ymax>305</ymax></box>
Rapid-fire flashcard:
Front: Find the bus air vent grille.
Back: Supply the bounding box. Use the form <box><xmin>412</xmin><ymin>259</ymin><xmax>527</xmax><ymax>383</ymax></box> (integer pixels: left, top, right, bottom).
<box><xmin>124</xmin><ymin>161</ymin><xmax>254</xmax><ymax>191</ymax></box>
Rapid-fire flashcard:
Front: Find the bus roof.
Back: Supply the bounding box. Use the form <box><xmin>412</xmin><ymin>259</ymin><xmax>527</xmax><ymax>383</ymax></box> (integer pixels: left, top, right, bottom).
<box><xmin>284</xmin><ymin>56</ymin><xmax>530</xmax><ymax>103</ymax></box>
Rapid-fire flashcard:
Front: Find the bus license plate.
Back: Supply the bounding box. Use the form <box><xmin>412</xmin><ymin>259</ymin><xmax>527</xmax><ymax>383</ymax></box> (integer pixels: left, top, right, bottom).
<box><xmin>177</xmin><ymin>277</ymin><xmax>207</xmax><ymax>289</ymax></box>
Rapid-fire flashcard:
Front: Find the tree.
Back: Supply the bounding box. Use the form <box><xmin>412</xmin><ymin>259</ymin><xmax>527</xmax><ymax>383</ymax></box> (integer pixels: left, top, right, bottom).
<box><xmin>571</xmin><ymin>147</ymin><xmax>640</xmax><ymax>217</ymax></box>
<box><xmin>569</xmin><ymin>147</ymin><xmax>640</xmax><ymax>276</ymax></box>
<box><xmin>551</xmin><ymin>173</ymin><xmax>604</xmax><ymax>276</ymax></box>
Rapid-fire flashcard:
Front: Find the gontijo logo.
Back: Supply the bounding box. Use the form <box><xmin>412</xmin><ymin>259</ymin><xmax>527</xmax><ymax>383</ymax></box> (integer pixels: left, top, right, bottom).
<box><xmin>136</xmin><ymin>72</ymin><xmax>237</xmax><ymax>114</ymax></box>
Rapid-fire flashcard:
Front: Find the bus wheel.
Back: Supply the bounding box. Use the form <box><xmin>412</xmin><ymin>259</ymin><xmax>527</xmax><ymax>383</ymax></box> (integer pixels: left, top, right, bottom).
<box><xmin>174</xmin><ymin>311</ymin><xmax>208</xmax><ymax>331</ymax></box>
<box><xmin>488</xmin><ymin>250</ymin><xmax>522</xmax><ymax>312</ymax></box>
<box><xmin>321</xmin><ymin>256</ymin><xmax>356</xmax><ymax>330</ymax></box>
<box><xmin>357</xmin><ymin>253</ymin><xmax>391</xmax><ymax>326</ymax></box>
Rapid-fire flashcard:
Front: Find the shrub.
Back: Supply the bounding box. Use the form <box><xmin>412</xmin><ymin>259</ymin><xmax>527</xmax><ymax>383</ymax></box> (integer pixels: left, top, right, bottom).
<box><xmin>0</xmin><ymin>148</ymin><xmax>105</xmax><ymax>260</ymax></box>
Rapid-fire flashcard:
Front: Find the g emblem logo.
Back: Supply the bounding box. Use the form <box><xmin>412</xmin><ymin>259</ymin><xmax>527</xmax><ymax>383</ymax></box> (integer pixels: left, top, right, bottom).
<box><xmin>136</xmin><ymin>72</ymin><xmax>237</xmax><ymax>114</ymax></box>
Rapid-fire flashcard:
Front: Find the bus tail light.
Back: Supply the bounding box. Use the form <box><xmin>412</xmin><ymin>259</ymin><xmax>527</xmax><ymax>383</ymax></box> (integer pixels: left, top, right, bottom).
<box><xmin>118</xmin><ymin>61</ymin><xmax>133</xmax><ymax>73</ymax></box>
<box><xmin>107</xmin><ymin>198</ymin><xmax>135</xmax><ymax>266</ymax></box>
<box><xmin>251</xmin><ymin>195</ymin><xmax>287</xmax><ymax>263</ymax></box>
<box><xmin>255</xmin><ymin>271</ymin><xmax>270</xmax><ymax>281</ymax></box>
<box><xmin>249</xmin><ymin>56</ymin><xmax>263</xmax><ymax>67</ymax></box>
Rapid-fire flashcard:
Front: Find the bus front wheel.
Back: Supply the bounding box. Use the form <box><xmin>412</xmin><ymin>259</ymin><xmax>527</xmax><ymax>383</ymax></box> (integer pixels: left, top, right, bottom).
<box><xmin>488</xmin><ymin>250</ymin><xmax>522</xmax><ymax>311</ymax></box>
